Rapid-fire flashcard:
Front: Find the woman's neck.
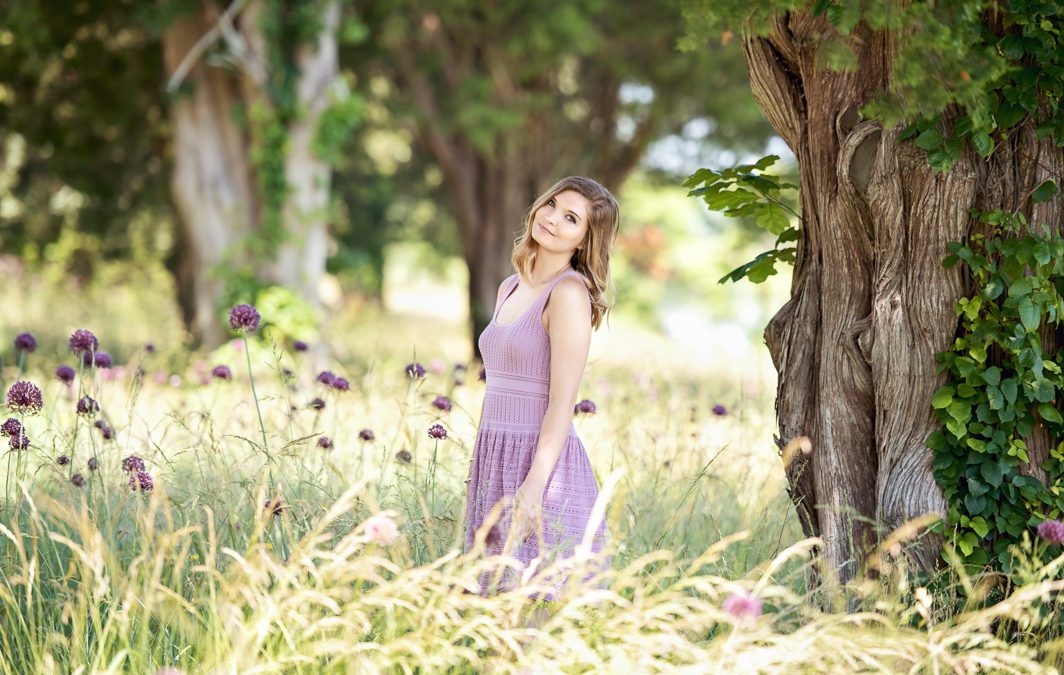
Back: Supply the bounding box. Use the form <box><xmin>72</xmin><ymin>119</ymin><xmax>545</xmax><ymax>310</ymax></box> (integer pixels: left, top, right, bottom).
<box><xmin>529</xmin><ymin>252</ymin><xmax>573</xmax><ymax>285</ymax></box>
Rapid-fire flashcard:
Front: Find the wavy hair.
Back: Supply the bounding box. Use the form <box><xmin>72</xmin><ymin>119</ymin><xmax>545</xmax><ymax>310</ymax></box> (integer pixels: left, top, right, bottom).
<box><xmin>511</xmin><ymin>176</ymin><xmax>620</xmax><ymax>330</ymax></box>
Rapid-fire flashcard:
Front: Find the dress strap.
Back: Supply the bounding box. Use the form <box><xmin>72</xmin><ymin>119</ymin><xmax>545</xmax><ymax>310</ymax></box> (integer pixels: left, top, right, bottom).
<box><xmin>491</xmin><ymin>273</ymin><xmax>520</xmax><ymax>321</ymax></box>
<box><xmin>534</xmin><ymin>268</ymin><xmax>587</xmax><ymax>312</ymax></box>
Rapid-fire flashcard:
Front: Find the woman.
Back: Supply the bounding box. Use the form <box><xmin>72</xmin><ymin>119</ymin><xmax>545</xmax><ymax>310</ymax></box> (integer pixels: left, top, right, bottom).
<box><xmin>463</xmin><ymin>175</ymin><xmax>619</xmax><ymax>608</ymax></box>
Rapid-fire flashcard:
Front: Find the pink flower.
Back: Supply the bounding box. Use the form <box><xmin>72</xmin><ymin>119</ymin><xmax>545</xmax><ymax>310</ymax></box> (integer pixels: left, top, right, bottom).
<box><xmin>1037</xmin><ymin>519</ymin><xmax>1064</xmax><ymax>544</ymax></box>
<box><xmin>722</xmin><ymin>589</ymin><xmax>762</xmax><ymax>620</ymax></box>
<box><xmin>428</xmin><ymin>358</ymin><xmax>445</xmax><ymax>374</ymax></box>
<box><xmin>362</xmin><ymin>513</ymin><xmax>399</xmax><ymax>545</ymax></box>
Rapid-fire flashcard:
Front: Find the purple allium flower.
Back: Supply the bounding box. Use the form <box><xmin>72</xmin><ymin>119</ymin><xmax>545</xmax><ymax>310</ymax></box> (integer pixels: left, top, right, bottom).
<box><xmin>405</xmin><ymin>362</ymin><xmax>426</xmax><ymax>379</ymax></box>
<box><xmin>56</xmin><ymin>455</ymin><xmax>70</xmax><ymax>466</ymax></box>
<box><xmin>317</xmin><ymin>436</ymin><xmax>333</xmax><ymax>449</ymax></box>
<box><xmin>144</xmin><ymin>342</ymin><xmax>156</xmax><ymax>353</ymax></box>
<box><xmin>293</xmin><ymin>340</ymin><xmax>308</xmax><ymax>352</ymax></box>
<box><xmin>712</xmin><ymin>404</ymin><xmax>728</xmax><ymax>416</ymax></box>
<box><xmin>281</xmin><ymin>367</ymin><xmax>294</xmax><ymax>379</ymax></box>
<box><xmin>9</xmin><ymin>435</ymin><xmax>30</xmax><ymax>450</ymax></box>
<box><xmin>6</xmin><ymin>381</ymin><xmax>43</xmax><ymax>414</ymax></box>
<box><xmin>121</xmin><ymin>455</ymin><xmax>146</xmax><ymax>473</ymax></box>
<box><xmin>92</xmin><ymin>352</ymin><xmax>113</xmax><ymax>369</ymax></box>
<box><xmin>427</xmin><ymin>423</ymin><xmax>448</xmax><ymax>440</ymax></box>
<box><xmin>71</xmin><ymin>473</ymin><xmax>86</xmax><ymax>488</ymax></box>
<box><xmin>211</xmin><ymin>365</ymin><xmax>233</xmax><ymax>381</ymax></box>
<box><xmin>431</xmin><ymin>395</ymin><xmax>453</xmax><ymax>412</ymax></box>
<box><xmin>478</xmin><ymin>366</ymin><xmax>486</xmax><ymax>382</ymax></box>
<box><xmin>68</xmin><ymin>329</ymin><xmax>99</xmax><ymax>357</ymax></box>
<box><xmin>129</xmin><ymin>470</ymin><xmax>154</xmax><ymax>492</ymax></box>
<box><xmin>574</xmin><ymin>399</ymin><xmax>597</xmax><ymax>415</ymax></box>
<box><xmin>56</xmin><ymin>364</ymin><xmax>76</xmax><ymax>385</ymax></box>
<box><xmin>331</xmin><ymin>376</ymin><xmax>350</xmax><ymax>392</ymax></box>
<box><xmin>228</xmin><ymin>304</ymin><xmax>261</xmax><ymax>332</ymax></box>
<box><xmin>453</xmin><ymin>363</ymin><xmax>467</xmax><ymax>373</ymax></box>
<box><xmin>14</xmin><ymin>332</ymin><xmax>36</xmax><ymax>352</ymax></box>
<box><xmin>100</xmin><ymin>426</ymin><xmax>115</xmax><ymax>441</ymax></box>
<box><xmin>1</xmin><ymin>418</ymin><xmax>20</xmax><ymax>437</ymax></box>
<box><xmin>722</xmin><ymin>590</ymin><xmax>763</xmax><ymax>620</ymax></box>
<box><xmin>265</xmin><ymin>496</ymin><xmax>286</xmax><ymax>516</ymax></box>
<box><xmin>395</xmin><ymin>449</ymin><xmax>412</xmax><ymax>464</ymax></box>
<box><xmin>76</xmin><ymin>396</ymin><xmax>100</xmax><ymax>416</ymax></box>
<box><xmin>316</xmin><ymin>371</ymin><xmax>336</xmax><ymax>386</ymax></box>
<box><xmin>359</xmin><ymin>428</ymin><xmax>375</xmax><ymax>442</ymax></box>
<box><xmin>87</xmin><ymin>457</ymin><xmax>99</xmax><ymax>472</ymax></box>
<box><xmin>1037</xmin><ymin>519</ymin><xmax>1064</xmax><ymax>545</ymax></box>
<box><xmin>94</xmin><ymin>419</ymin><xmax>106</xmax><ymax>429</ymax></box>
<box><xmin>308</xmin><ymin>397</ymin><xmax>326</xmax><ymax>411</ymax></box>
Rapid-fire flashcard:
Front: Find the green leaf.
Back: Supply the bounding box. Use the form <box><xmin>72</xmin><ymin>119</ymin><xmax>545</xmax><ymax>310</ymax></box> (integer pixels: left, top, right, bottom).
<box><xmin>971</xmin><ymin>130</ymin><xmax>994</xmax><ymax>157</ymax></box>
<box><xmin>931</xmin><ymin>386</ymin><xmax>954</xmax><ymax>409</ymax></box>
<box><xmin>915</xmin><ymin>127</ymin><xmax>943</xmax><ymax>150</ymax></box>
<box><xmin>982</xmin><ymin>366</ymin><xmax>1001</xmax><ymax>386</ymax></box>
<box><xmin>755</xmin><ymin>204</ymin><xmax>791</xmax><ymax>236</ymax></box>
<box><xmin>1039</xmin><ymin>403</ymin><xmax>1063</xmax><ymax>425</ymax></box>
<box><xmin>958</xmin><ymin>531</ymin><xmax>977</xmax><ymax>556</ymax></box>
<box><xmin>1032</xmin><ymin>180</ymin><xmax>1058</xmax><ymax>203</ymax></box>
<box><xmin>965</xmin><ymin>493</ymin><xmax>987</xmax><ymax>515</ymax></box>
<box><xmin>1019</xmin><ymin>298</ymin><xmax>1041</xmax><ymax>331</ymax></box>
<box><xmin>987</xmin><ymin>385</ymin><xmax>1004</xmax><ymax>410</ymax></box>
<box><xmin>980</xmin><ymin>460</ymin><xmax>1005</xmax><ymax>488</ymax></box>
<box><xmin>971</xmin><ymin>516</ymin><xmax>990</xmax><ymax>538</ymax></box>
<box><xmin>1032</xmin><ymin>378</ymin><xmax>1056</xmax><ymax>403</ymax></box>
<box><xmin>948</xmin><ymin>400</ymin><xmax>971</xmax><ymax>423</ymax></box>
<box><xmin>1001</xmin><ymin>378</ymin><xmax>1018</xmax><ymax>404</ymax></box>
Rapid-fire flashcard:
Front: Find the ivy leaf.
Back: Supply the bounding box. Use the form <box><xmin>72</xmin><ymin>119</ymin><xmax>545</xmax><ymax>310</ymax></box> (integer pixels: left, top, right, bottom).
<box><xmin>1001</xmin><ymin>378</ymin><xmax>1018</xmax><ymax>404</ymax></box>
<box><xmin>915</xmin><ymin>127</ymin><xmax>943</xmax><ymax>150</ymax></box>
<box><xmin>980</xmin><ymin>460</ymin><xmax>1005</xmax><ymax>488</ymax></box>
<box><xmin>1032</xmin><ymin>378</ymin><xmax>1056</xmax><ymax>403</ymax></box>
<box><xmin>931</xmin><ymin>386</ymin><xmax>954</xmax><ymax>409</ymax></box>
<box><xmin>971</xmin><ymin>516</ymin><xmax>991</xmax><ymax>538</ymax></box>
<box><xmin>965</xmin><ymin>493</ymin><xmax>987</xmax><ymax>515</ymax></box>
<box><xmin>971</xmin><ymin>130</ymin><xmax>994</xmax><ymax>157</ymax></box>
<box><xmin>987</xmin><ymin>385</ymin><xmax>1004</xmax><ymax>410</ymax></box>
<box><xmin>1032</xmin><ymin>179</ymin><xmax>1058</xmax><ymax>204</ymax></box>
<box><xmin>968</xmin><ymin>476</ymin><xmax>990</xmax><ymax>497</ymax></box>
<box><xmin>1019</xmin><ymin>298</ymin><xmax>1041</xmax><ymax>331</ymax></box>
<box><xmin>1039</xmin><ymin>403</ymin><xmax>1063</xmax><ymax>425</ymax></box>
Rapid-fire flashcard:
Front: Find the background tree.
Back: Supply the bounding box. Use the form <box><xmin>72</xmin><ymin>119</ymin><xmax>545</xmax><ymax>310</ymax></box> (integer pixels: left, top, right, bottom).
<box><xmin>681</xmin><ymin>0</ymin><xmax>1062</xmax><ymax>584</ymax></box>
<box><xmin>0</xmin><ymin>2</ymin><xmax>170</xmax><ymax>278</ymax></box>
<box><xmin>355</xmin><ymin>0</ymin><xmax>774</xmax><ymax>356</ymax></box>
<box><xmin>160</xmin><ymin>0</ymin><xmax>350</xmax><ymax>347</ymax></box>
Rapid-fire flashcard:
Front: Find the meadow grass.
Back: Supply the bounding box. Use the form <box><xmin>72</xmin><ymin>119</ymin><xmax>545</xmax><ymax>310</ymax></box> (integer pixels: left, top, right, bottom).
<box><xmin>2</xmin><ymin>266</ymin><xmax>1064</xmax><ymax>673</ymax></box>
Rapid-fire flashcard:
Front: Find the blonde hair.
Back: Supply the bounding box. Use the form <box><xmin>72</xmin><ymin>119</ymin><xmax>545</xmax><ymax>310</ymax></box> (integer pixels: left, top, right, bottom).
<box><xmin>511</xmin><ymin>176</ymin><xmax>620</xmax><ymax>330</ymax></box>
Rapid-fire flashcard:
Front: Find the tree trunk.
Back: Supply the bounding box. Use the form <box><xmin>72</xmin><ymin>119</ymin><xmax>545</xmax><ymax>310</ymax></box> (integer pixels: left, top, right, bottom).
<box><xmin>752</xmin><ymin>13</ymin><xmax>1064</xmax><ymax>586</ymax></box>
<box><xmin>163</xmin><ymin>1</ymin><xmax>340</xmax><ymax>347</ymax></box>
<box><xmin>162</xmin><ymin>5</ymin><xmax>258</xmax><ymax>349</ymax></box>
<box><xmin>266</xmin><ymin>0</ymin><xmax>340</xmax><ymax>302</ymax></box>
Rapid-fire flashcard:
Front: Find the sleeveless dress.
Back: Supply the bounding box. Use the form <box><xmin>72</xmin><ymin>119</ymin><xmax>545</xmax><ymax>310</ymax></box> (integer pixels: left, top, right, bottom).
<box><xmin>463</xmin><ymin>268</ymin><xmax>611</xmax><ymax>602</ymax></box>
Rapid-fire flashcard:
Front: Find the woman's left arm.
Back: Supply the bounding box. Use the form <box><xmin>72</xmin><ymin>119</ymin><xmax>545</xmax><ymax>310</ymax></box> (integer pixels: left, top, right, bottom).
<box><xmin>523</xmin><ymin>277</ymin><xmax>592</xmax><ymax>492</ymax></box>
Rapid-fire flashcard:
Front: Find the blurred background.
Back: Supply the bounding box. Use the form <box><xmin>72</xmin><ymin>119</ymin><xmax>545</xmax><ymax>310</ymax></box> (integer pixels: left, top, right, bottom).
<box><xmin>0</xmin><ymin>0</ymin><xmax>795</xmax><ymax>388</ymax></box>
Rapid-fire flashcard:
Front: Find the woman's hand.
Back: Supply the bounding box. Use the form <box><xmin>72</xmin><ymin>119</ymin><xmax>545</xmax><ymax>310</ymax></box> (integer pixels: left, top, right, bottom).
<box><xmin>509</xmin><ymin>481</ymin><xmax>544</xmax><ymax>544</ymax></box>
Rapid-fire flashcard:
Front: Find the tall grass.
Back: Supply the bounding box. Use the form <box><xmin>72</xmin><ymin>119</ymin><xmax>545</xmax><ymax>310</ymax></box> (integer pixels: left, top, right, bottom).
<box><xmin>2</xmin><ymin>267</ymin><xmax>1064</xmax><ymax>672</ymax></box>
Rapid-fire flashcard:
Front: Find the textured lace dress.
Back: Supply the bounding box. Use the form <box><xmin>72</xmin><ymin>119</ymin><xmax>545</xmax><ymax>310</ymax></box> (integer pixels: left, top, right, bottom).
<box><xmin>462</xmin><ymin>268</ymin><xmax>611</xmax><ymax>601</ymax></box>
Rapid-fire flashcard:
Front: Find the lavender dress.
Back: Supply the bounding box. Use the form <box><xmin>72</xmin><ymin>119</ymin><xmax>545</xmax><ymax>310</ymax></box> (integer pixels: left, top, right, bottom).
<box><xmin>463</xmin><ymin>269</ymin><xmax>611</xmax><ymax>601</ymax></box>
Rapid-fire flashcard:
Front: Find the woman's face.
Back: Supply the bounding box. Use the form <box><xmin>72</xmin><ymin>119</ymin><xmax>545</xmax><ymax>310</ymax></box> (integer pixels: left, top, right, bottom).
<box><xmin>531</xmin><ymin>189</ymin><xmax>591</xmax><ymax>258</ymax></box>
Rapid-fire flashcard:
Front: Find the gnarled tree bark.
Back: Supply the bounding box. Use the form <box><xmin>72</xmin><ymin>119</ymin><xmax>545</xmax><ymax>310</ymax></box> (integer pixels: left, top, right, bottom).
<box><xmin>749</xmin><ymin>11</ymin><xmax>1063</xmax><ymax>585</ymax></box>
